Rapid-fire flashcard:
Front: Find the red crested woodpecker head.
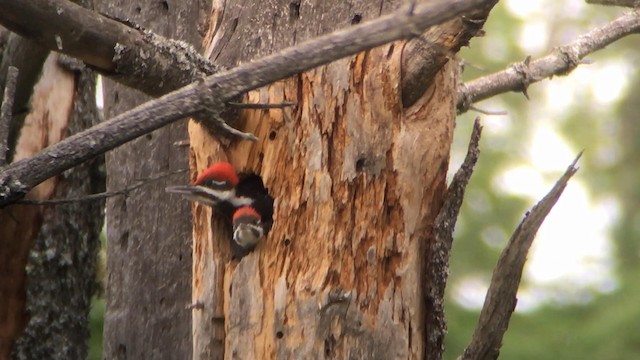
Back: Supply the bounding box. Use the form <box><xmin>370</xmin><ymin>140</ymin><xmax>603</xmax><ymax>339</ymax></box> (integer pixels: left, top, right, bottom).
<box><xmin>232</xmin><ymin>206</ymin><xmax>264</xmax><ymax>250</ymax></box>
<box><xmin>165</xmin><ymin>162</ymin><xmax>252</xmax><ymax>208</ymax></box>
<box><xmin>193</xmin><ymin>162</ymin><xmax>239</xmax><ymax>187</ymax></box>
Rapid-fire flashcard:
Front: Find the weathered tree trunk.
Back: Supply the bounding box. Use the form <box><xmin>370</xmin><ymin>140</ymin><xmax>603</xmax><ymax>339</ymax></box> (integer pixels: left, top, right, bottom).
<box><xmin>0</xmin><ymin>52</ymin><xmax>103</xmax><ymax>359</ymax></box>
<box><xmin>11</xmin><ymin>58</ymin><xmax>104</xmax><ymax>360</ymax></box>
<box><xmin>191</xmin><ymin>1</ymin><xmax>457</xmax><ymax>358</ymax></box>
<box><xmin>98</xmin><ymin>0</ymin><xmax>211</xmax><ymax>359</ymax></box>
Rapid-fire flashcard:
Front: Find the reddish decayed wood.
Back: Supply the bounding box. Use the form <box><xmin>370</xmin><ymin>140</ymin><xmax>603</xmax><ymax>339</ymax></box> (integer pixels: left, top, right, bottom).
<box><xmin>191</xmin><ymin>38</ymin><xmax>456</xmax><ymax>358</ymax></box>
<box><xmin>0</xmin><ymin>54</ymin><xmax>75</xmax><ymax>358</ymax></box>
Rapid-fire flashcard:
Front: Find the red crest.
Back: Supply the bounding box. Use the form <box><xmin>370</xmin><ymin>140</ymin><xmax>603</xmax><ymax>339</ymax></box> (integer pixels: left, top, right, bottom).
<box><xmin>194</xmin><ymin>162</ymin><xmax>239</xmax><ymax>186</ymax></box>
<box><xmin>233</xmin><ymin>206</ymin><xmax>261</xmax><ymax>221</ymax></box>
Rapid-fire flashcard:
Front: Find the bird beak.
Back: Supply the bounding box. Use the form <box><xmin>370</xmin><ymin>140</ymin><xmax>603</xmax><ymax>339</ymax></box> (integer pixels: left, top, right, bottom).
<box><xmin>165</xmin><ymin>185</ymin><xmax>226</xmax><ymax>206</ymax></box>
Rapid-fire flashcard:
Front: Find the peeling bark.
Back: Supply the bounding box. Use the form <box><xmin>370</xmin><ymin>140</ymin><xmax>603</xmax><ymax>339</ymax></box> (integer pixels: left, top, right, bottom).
<box><xmin>12</xmin><ymin>61</ymin><xmax>104</xmax><ymax>360</ymax></box>
<box><xmin>192</xmin><ymin>1</ymin><xmax>462</xmax><ymax>358</ymax></box>
<box><xmin>0</xmin><ymin>54</ymin><xmax>75</xmax><ymax>359</ymax></box>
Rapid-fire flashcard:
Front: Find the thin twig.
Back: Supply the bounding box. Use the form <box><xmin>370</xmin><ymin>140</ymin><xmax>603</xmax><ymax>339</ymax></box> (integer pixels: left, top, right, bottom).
<box><xmin>15</xmin><ymin>169</ymin><xmax>187</xmax><ymax>205</ymax></box>
<box><xmin>0</xmin><ymin>0</ymin><xmax>495</xmax><ymax>206</ymax></box>
<box><xmin>0</xmin><ymin>66</ymin><xmax>18</xmax><ymax>166</ymax></box>
<box><xmin>424</xmin><ymin>118</ymin><xmax>483</xmax><ymax>360</ymax></box>
<box><xmin>586</xmin><ymin>0</ymin><xmax>640</xmax><ymax>7</ymax></box>
<box><xmin>459</xmin><ymin>152</ymin><xmax>582</xmax><ymax>360</ymax></box>
<box><xmin>457</xmin><ymin>11</ymin><xmax>640</xmax><ymax>113</ymax></box>
<box><xmin>468</xmin><ymin>105</ymin><xmax>508</xmax><ymax>116</ymax></box>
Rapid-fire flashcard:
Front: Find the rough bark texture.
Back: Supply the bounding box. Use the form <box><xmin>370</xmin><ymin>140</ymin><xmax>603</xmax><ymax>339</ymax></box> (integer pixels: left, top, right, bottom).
<box><xmin>0</xmin><ymin>54</ymin><xmax>75</xmax><ymax>358</ymax></box>
<box><xmin>191</xmin><ymin>1</ymin><xmax>457</xmax><ymax>358</ymax></box>
<box><xmin>12</xmin><ymin>60</ymin><xmax>104</xmax><ymax>360</ymax></box>
<box><xmin>97</xmin><ymin>0</ymin><xmax>210</xmax><ymax>359</ymax></box>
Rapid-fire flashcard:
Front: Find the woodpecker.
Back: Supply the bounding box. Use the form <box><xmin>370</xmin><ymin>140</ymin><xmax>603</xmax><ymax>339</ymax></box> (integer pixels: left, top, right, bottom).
<box><xmin>165</xmin><ymin>162</ymin><xmax>252</xmax><ymax>217</ymax></box>
<box><xmin>166</xmin><ymin>162</ymin><xmax>275</xmax><ymax>258</ymax></box>
<box><xmin>231</xmin><ymin>205</ymin><xmax>265</xmax><ymax>257</ymax></box>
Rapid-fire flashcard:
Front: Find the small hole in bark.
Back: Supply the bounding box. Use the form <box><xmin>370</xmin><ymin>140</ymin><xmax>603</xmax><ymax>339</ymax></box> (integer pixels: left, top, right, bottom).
<box><xmin>120</xmin><ymin>231</ymin><xmax>129</xmax><ymax>248</ymax></box>
<box><xmin>146</xmin><ymin>134</ymin><xmax>153</xmax><ymax>141</ymax></box>
<box><xmin>113</xmin><ymin>91</ymin><xmax>120</xmax><ymax>104</ymax></box>
<box><xmin>179</xmin><ymin>252</ymin><xmax>183</xmax><ymax>261</ymax></box>
<box><xmin>351</xmin><ymin>14</ymin><xmax>362</xmax><ymax>25</ymax></box>
<box><xmin>230</xmin><ymin>18</ymin><xmax>239</xmax><ymax>32</ymax></box>
<box><xmin>117</xmin><ymin>344</ymin><xmax>127</xmax><ymax>356</ymax></box>
<box><xmin>387</xmin><ymin>44</ymin><xmax>395</xmax><ymax>58</ymax></box>
<box><xmin>276</xmin><ymin>331</ymin><xmax>284</xmax><ymax>339</ymax></box>
<box><xmin>134</xmin><ymin>5</ymin><xmax>142</xmax><ymax>13</ymax></box>
<box><xmin>355</xmin><ymin>158</ymin><xmax>365</xmax><ymax>172</ymax></box>
<box><xmin>269</xmin><ymin>130</ymin><xmax>277</xmax><ymax>140</ymax></box>
<box><xmin>160</xmin><ymin>0</ymin><xmax>169</xmax><ymax>11</ymax></box>
<box><xmin>284</xmin><ymin>238</ymin><xmax>291</xmax><ymax>246</ymax></box>
<box><xmin>159</xmin><ymin>297</ymin><xmax>165</xmax><ymax>304</ymax></box>
<box><xmin>289</xmin><ymin>1</ymin><xmax>300</xmax><ymax>20</ymax></box>
<box><xmin>258</xmin><ymin>152</ymin><xmax>264</xmax><ymax>162</ymax></box>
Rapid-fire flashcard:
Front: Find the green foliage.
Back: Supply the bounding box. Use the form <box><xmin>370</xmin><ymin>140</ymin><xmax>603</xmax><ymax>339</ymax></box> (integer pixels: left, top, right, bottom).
<box><xmin>444</xmin><ymin>2</ymin><xmax>639</xmax><ymax>359</ymax></box>
<box><xmin>88</xmin><ymin>297</ymin><xmax>105</xmax><ymax>360</ymax></box>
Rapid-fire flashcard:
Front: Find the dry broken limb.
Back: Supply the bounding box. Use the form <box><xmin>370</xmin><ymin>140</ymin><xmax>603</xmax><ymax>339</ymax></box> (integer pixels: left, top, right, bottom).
<box><xmin>0</xmin><ymin>66</ymin><xmax>18</xmax><ymax>165</ymax></box>
<box><xmin>0</xmin><ymin>0</ymin><xmax>219</xmax><ymax>99</ymax></box>
<box><xmin>0</xmin><ymin>0</ymin><xmax>252</xmax><ymax>140</ymax></box>
<box><xmin>457</xmin><ymin>10</ymin><xmax>640</xmax><ymax>113</ymax></box>
<box><xmin>401</xmin><ymin>1</ymin><xmax>498</xmax><ymax>107</ymax></box>
<box><xmin>0</xmin><ymin>0</ymin><xmax>495</xmax><ymax>207</ymax></box>
<box><xmin>460</xmin><ymin>152</ymin><xmax>582</xmax><ymax>360</ymax></box>
<box><xmin>424</xmin><ymin>118</ymin><xmax>483</xmax><ymax>360</ymax></box>
<box><xmin>586</xmin><ymin>0</ymin><xmax>640</xmax><ymax>7</ymax></box>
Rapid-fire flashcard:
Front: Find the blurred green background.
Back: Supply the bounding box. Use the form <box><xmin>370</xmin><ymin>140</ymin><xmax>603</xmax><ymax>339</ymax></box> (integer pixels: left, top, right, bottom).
<box><xmin>446</xmin><ymin>1</ymin><xmax>639</xmax><ymax>359</ymax></box>
<box><xmin>88</xmin><ymin>1</ymin><xmax>640</xmax><ymax>359</ymax></box>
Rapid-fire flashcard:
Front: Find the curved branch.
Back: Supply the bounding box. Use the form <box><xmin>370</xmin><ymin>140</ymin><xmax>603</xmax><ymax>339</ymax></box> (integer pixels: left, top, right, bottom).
<box><xmin>460</xmin><ymin>153</ymin><xmax>582</xmax><ymax>360</ymax></box>
<box><xmin>457</xmin><ymin>10</ymin><xmax>640</xmax><ymax>113</ymax></box>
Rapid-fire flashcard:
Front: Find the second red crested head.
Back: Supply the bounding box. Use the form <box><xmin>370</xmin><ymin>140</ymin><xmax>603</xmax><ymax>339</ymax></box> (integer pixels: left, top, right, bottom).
<box><xmin>194</xmin><ymin>162</ymin><xmax>240</xmax><ymax>187</ymax></box>
<box><xmin>233</xmin><ymin>206</ymin><xmax>261</xmax><ymax>222</ymax></box>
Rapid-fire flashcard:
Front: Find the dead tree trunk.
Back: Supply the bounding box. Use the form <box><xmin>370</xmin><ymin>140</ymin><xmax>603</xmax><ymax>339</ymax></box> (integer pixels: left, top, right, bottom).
<box><xmin>98</xmin><ymin>0</ymin><xmax>211</xmax><ymax>359</ymax></box>
<box><xmin>11</xmin><ymin>58</ymin><xmax>104</xmax><ymax>360</ymax></box>
<box><xmin>0</xmin><ymin>51</ymin><xmax>103</xmax><ymax>358</ymax></box>
<box><xmin>190</xmin><ymin>1</ymin><xmax>464</xmax><ymax>358</ymax></box>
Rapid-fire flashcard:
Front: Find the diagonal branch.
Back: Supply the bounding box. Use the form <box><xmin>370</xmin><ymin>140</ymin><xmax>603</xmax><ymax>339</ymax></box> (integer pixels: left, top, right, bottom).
<box><xmin>586</xmin><ymin>0</ymin><xmax>640</xmax><ymax>7</ymax></box>
<box><xmin>460</xmin><ymin>152</ymin><xmax>582</xmax><ymax>360</ymax></box>
<box><xmin>457</xmin><ymin>10</ymin><xmax>640</xmax><ymax>113</ymax></box>
<box><xmin>0</xmin><ymin>0</ymin><xmax>495</xmax><ymax>207</ymax></box>
<box><xmin>0</xmin><ymin>0</ymin><xmax>220</xmax><ymax>97</ymax></box>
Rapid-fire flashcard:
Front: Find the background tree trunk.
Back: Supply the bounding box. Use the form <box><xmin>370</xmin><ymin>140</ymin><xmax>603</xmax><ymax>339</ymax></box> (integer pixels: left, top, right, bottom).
<box><xmin>97</xmin><ymin>0</ymin><xmax>211</xmax><ymax>359</ymax></box>
<box><xmin>0</xmin><ymin>46</ymin><xmax>104</xmax><ymax>358</ymax></box>
<box><xmin>191</xmin><ymin>0</ymin><xmax>456</xmax><ymax>358</ymax></box>
<box><xmin>11</xmin><ymin>57</ymin><xmax>104</xmax><ymax>360</ymax></box>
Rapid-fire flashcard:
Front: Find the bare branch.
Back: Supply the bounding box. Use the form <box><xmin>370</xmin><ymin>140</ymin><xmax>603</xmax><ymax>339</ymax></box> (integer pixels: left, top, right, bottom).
<box><xmin>586</xmin><ymin>0</ymin><xmax>640</xmax><ymax>7</ymax></box>
<box><xmin>457</xmin><ymin>11</ymin><xmax>640</xmax><ymax>113</ymax></box>
<box><xmin>0</xmin><ymin>0</ymin><xmax>220</xmax><ymax>97</ymax></box>
<box><xmin>0</xmin><ymin>0</ymin><xmax>496</xmax><ymax>206</ymax></box>
<box><xmin>460</xmin><ymin>152</ymin><xmax>582</xmax><ymax>360</ymax></box>
<box><xmin>401</xmin><ymin>3</ymin><xmax>497</xmax><ymax>107</ymax></box>
<box><xmin>0</xmin><ymin>66</ymin><xmax>17</xmax><ymax>166</ymax></box>
<box><xmin>424</xmin><ymin>118</ymin><xmax>483</xmax><ymax>360</ymax></box>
